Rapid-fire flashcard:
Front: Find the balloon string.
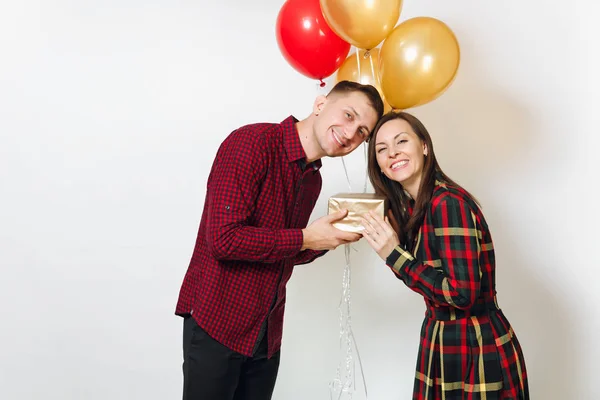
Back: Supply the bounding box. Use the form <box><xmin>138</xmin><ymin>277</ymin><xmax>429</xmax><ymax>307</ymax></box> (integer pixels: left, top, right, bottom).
<box><xmin>368</xmin><ymin>52</ymin><xmax>378</xmax><ymax>89</ymax></box>
<box><xmin>329</xmin><ymin>244</ymin><xmax>369</xmax><ymax>400</ymax></box>
<box><xmin>355</xmin><ymin>49</ymin><xmax>361</xmax><ymax>84</ymax></box>
<box><xmin>330</xmin><ymin>147</ymin><xmax>369</xmax><ymax>400</ymax></box>
<box><xmin>341</xmin><ymin>156</ymin><xmax>352</xmax><ymax>192</ymax></box>
<box><xmin>363</xmin><ymin>142</ymin><xmax>368</xmax><ymax>193</ymax></box>
<box><xmin>340</xmin><ymin>151</ymin><xmax>368</xmax><ymax>193</ymax></box>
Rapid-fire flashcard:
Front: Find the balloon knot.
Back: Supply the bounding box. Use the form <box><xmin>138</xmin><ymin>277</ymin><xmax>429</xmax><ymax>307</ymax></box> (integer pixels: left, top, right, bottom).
<box><xmin>319</xmin><ymin>80</ymin><xmax>326</xmax><ymax>88</ymax></box>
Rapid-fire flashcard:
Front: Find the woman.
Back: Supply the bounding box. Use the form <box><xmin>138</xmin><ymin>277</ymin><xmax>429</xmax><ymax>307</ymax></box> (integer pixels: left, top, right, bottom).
<box><xmin>360</xmin><ymin>111</ymin><xmax>529</xmax><ymax>400</ymax></box>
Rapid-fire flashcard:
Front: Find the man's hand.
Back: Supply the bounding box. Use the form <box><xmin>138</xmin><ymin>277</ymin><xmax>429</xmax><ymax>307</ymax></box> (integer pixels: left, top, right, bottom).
<box><xmin>301</xmin><ymin>210</ymin><xmax>361</xmax><ymax>250</ymax></box>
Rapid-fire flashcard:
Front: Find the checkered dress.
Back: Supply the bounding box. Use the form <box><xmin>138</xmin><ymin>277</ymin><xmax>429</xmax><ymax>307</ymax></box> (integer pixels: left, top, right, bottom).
<box><xmin>386</xmin><ymin>181</ymin><xmax>529</xmax><ymax>399</ymax></box>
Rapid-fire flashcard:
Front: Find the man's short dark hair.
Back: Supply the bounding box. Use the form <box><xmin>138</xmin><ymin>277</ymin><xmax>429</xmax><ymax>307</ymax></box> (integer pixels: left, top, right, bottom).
<box><xmin>327</xmin><ymin>80</ymin><xmax>385</xmax><ymax>120</ymax></box>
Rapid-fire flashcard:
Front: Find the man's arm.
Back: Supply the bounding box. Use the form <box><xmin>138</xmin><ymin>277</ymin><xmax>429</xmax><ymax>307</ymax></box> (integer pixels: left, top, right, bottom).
<box><xmin>291</xmin><ymin>249</ymin><xmax>328</xmax><ymax>266</ymax></box>
<box><xmin>206</xmin><ymin>126</ymin><xmax>362</xmax><ymax>262</ymax></box>
<box><xmin>205</xmin><ymin>127</ymin><xmax>305</xmax><ymax>262</ymax></box>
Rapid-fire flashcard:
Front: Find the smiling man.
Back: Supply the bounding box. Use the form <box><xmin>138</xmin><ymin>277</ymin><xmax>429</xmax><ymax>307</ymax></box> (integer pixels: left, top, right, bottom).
<box><xmin>175</xmin><ymin>80</ymin><xmax>383</xmax><ymax>400</ymax></box>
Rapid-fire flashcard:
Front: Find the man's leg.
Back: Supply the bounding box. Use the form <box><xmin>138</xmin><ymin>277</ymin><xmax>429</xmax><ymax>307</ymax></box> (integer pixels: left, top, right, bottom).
<box><xmin>182</xmin><ymin>316</ymin><xmax>244</xmax><ymax>400</ymax></box>
<box><xmin>232</xmin><ymin>335</ymin><xmax>281</xmax><ymax>400</ymax></box>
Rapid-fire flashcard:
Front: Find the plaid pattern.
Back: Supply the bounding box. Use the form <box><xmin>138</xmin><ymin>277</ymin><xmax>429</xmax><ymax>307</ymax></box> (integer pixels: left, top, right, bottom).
<box><xmin>386</xmin><ymin>181</ymin><xmax>529</xmax><ymax>399</ymax></box>
<box><xmin>175</xmin><ymin>116</ymin><xmax>325</xmax><ymax>358</ymax></box>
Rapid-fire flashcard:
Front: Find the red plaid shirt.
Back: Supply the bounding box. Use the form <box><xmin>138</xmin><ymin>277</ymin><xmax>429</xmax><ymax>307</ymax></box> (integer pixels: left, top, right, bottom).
<box><xmin>175</xmin><ymin>116</ymin><xmax>325</xmax><ymax>358</ymax></box>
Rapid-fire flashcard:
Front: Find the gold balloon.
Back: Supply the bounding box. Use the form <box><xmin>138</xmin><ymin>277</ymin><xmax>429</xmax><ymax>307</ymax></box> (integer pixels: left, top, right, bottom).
<box><xmin>337</xmin><ymin>49</ymin><xmax>392</xmax><ymax>113</ymax></box>
<box><xmin>320</xmin><ymin>0</ymin><xmax>403</xmax><ymax>50</ymax></box>
<box><xmin>379</xmin><ymin>17</ymin><xmax>460</xmax><ymax>110</ymax></box>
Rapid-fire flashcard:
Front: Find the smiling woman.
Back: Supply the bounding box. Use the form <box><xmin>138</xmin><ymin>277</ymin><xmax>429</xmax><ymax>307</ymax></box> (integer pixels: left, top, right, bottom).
<box><xmin>374</xmin><ymin>119</ymin><xmax>428</xmax><ymax>200</ymax></box>
<box><xmin>361</xmin><ymin>111</ymin><xmax>530</xmax><ymax>400</ymax></box>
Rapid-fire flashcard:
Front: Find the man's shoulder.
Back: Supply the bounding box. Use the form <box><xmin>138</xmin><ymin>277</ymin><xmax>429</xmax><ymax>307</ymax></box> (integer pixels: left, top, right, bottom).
<box><xmin>228</xmin><ymin>121</ymin><xmax>283</xmax><ymax>142</ymax></box>
<box><xmin>215</xmin><ymin>121</ymin><xmax>285</xmax><ymax>161</ymax></box>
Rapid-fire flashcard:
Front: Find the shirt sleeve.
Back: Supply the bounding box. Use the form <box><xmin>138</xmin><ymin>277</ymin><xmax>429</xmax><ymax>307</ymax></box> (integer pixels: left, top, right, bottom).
<box><xmin>386</xmin><ymin>195</ymin><xmax>481</xmax><ymax>309</ymax></box>
<box><xmin>205</xmin><ymin>127</ymin><xmax>304</xmax><ymax>262</ymax></box>
<box><xmin>291</xmin><ymin>249</ymin><xmax>328</xmax><ymax>266</ymax></box>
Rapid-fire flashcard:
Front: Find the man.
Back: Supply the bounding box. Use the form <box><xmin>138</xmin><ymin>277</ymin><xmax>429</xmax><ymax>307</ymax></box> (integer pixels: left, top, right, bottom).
<box><xmin>176</xmin><ymin>80</ymin><xmax>384</xmax><ymax>400</ymax></box>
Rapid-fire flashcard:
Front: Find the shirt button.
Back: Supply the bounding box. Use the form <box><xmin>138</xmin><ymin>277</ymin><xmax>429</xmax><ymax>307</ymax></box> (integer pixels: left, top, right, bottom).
<box><xmin>225</xmin><ymin>205</ymin><xmax>230</xmax><ymax>210</ymax></box>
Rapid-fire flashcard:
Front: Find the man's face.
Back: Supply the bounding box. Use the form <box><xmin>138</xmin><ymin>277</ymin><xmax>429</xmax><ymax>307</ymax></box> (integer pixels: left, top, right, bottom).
<box><xmin>312</xmin><ymin>92</ymin><xmax>379</xmax><ymax>158</ymax></box>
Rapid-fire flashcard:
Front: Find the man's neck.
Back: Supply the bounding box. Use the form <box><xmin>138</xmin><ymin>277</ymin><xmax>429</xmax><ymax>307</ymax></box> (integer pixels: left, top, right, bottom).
<box><xmin>296</xmin><ymin>118</ymin><xmax>322</xmax><ymax>163</ymax></box>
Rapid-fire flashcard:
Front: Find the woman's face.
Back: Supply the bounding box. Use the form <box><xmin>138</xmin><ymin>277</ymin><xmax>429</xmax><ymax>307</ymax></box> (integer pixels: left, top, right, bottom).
<box><xmin>374</xmin><ymin>118</ymin><xmax>427</xmax><ymax>195</ymax></box>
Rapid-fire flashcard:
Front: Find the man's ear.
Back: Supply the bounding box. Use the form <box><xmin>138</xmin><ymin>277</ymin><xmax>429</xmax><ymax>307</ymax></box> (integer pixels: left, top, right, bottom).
<box><xmin>313</xmin><ymin>95</ymin><xmax>327</xmax><ymax>116</ymax></box>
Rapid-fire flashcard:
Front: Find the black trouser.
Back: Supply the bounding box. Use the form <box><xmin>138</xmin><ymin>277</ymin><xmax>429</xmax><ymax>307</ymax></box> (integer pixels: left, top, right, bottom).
<box><xmin>182</xmin><ymin>316</ymin><xmax>281</xmax><ymax>400</ymax></box>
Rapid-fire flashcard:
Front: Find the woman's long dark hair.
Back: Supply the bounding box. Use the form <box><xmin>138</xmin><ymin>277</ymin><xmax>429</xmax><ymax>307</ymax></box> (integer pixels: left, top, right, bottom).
<box><xmin>367</xmin><ymin>111</ymin><xmax>478</xmax><ymax>248</ymax></box>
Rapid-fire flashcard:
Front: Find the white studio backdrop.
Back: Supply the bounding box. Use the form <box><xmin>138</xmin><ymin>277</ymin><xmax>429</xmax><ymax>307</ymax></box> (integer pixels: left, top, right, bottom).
<box><xmin>0</xmin><ymin>1</ymin><xmax>599</xmax><ymax>399</ymax></box>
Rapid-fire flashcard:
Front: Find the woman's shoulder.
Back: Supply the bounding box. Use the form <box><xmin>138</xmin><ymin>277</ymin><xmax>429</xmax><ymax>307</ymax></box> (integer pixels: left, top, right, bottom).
<box><xmin>430</xmin><ymin>180</ymin><xmax>479</xmax><ymax>213</ymax></box>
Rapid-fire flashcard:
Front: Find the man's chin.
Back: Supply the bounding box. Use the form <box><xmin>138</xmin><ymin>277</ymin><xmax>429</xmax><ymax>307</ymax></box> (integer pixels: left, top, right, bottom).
<box><xmin>328</xmin><ymin>151</ymin><xmax>350</xmax><ymax>158</ymax></box>
<box><xmin>336</xmin><ymin>146</ymin><xmax>355</xmax><ymax>156</ymax></box>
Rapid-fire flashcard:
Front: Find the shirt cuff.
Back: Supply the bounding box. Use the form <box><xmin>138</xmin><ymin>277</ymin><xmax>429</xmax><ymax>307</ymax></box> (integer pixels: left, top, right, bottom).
<box><xmin>385</xmin><ymin>246</ymin><xmax>415</xmax><ymax>277</ymax></box>
<box><xmin>276</xmin><ymin>228</ymin><xmax>304</xmax><ymax>257</ymax></box>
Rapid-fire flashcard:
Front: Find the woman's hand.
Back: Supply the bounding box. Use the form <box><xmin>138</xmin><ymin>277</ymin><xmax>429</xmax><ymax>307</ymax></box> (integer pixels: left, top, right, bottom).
<box><xmin>360</xmin><ymin>210</ymin><xmax>400</xmax><ymax>261</ymax></box>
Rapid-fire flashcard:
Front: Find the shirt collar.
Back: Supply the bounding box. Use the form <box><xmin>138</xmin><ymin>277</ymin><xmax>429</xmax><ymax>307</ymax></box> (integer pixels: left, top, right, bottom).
<box><xmin>281</xmin><ymin>115</ymin><xmax>322</xmax><ymax>170</ymax></box>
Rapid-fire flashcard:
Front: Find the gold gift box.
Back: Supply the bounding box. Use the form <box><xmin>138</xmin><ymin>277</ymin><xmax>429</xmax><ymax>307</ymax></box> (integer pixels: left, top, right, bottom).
<box><xmin>327</xmin><ymin>193</ymin><xmax>387</xmax><ymax>233</ymax></box>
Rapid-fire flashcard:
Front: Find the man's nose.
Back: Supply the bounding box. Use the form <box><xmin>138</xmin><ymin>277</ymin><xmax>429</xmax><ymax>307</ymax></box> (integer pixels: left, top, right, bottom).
<box><xmin>345</xmin><ymin>122</ymin><xmax>361</xmax><ymax>139</ymax></box>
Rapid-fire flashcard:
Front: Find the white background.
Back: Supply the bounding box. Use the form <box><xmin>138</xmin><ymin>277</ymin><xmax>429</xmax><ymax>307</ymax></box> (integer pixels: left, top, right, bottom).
<box><xmin>1</xmin><ymin>0</ymin><xmax>598</xmax><ymax>399</ymax></box>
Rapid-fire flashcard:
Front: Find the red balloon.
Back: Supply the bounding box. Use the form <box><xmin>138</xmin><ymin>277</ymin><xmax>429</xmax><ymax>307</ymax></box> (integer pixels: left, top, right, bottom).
<box><xmin>276</xmin><ymin>0</ymin><xmax>351</xmax><ymax>83</ymax></box>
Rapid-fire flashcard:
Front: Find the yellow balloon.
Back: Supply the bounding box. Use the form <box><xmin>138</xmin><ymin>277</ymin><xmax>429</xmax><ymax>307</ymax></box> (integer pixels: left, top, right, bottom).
<box><xmin>379</xmin><ymin>17</ymin><xmax>460</xmax><ymax>110</ymax></box>
<box><xmin>320</xmin><ymin>0</ymin><xmax>403</xmax><ymax>50</ymax></box>
<box><xmin>337</xmin><ymin>49</ymin><xmax>392</xmax><ymax>113</ymax></box>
